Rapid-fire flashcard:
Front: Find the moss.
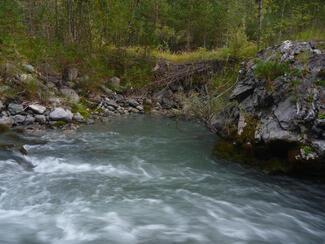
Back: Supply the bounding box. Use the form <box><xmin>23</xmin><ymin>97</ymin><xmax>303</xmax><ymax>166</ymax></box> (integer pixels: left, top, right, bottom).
<box><xmin>53</xmin><ymin>120</ymin><xmax>67</xmax><ymax>127</ymax></box>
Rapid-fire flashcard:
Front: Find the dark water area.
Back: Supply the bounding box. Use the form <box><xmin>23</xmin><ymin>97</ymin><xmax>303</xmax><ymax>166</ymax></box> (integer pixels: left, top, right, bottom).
<box><xmin>0</xmin><ymin>115</ymin><xmax>325</xmax><ymax>244</ymax></box>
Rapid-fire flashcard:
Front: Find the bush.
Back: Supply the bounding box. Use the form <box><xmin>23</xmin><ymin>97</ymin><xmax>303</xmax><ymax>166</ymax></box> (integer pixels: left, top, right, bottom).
<box><xmin>255</xmin><ymin>61</ymin><xmax>290</xmax><ymax>81</ymax></box>
<box><xmin>71</xmin><ymin>103</ymin><xmax>90</xmax><ymax>118</ymax></box>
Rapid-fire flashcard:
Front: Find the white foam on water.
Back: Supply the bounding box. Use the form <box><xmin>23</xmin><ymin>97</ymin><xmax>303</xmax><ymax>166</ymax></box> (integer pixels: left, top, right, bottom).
<box><xmin>31</xmin><ymin>156</ymin><xmax>139</xmax><ymax>177</ymax></box>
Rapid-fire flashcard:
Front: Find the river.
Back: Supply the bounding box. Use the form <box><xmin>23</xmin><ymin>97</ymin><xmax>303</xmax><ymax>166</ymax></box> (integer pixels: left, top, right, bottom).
<box><xmin>0</xmin><ymin>115</ymin><xmax>325</xmax><ymax>244</ymax></box>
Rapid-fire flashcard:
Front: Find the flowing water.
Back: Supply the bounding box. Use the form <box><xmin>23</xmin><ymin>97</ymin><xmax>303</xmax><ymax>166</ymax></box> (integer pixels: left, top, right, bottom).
<box><xmin>0</xmin><ymin>115</ymin><xmax>325</xmax><ymax>244</ymax></box>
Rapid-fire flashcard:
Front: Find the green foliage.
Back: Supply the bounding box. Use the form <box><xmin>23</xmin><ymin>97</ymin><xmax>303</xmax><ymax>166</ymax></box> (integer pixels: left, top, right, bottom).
<box><xmin>227</xmin><ymin>27</ymin><xmax>257</xmax><ymax>59</ymax></box>
<box><xmin>53</xmin><ymin>121</ymin><xmax>67</xmax><ymax>127</ymax></box>
<box><xmin>318</xmin><ymin>113</ymin><xmax>325</xmax><ymax>119</ymax></box>
<box><xmin>316</xmin><ymin>80</ymin><xmax>325</xmax><ymax>87</ymax></box>
<box><xmin>255</xmin><ymin>61</ymin><xmax>290</xmax><ymax>81</ymax></box>
<box><xmin>302</xmin><ymin>145</ymin><xmax>314</xmax><ymax>155</ymax></box>
<box><xmin>71</xmin><ymin>103</ymin><xmax>90</xmax><ymax>119</ymax></box>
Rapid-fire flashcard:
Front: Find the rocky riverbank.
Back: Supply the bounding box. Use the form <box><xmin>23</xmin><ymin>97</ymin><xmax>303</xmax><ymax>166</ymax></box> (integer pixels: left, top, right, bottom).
<box><xmin>211</xmin><ymin>40</ymin><xmax>325</xmax><ymax>172</ymax></box>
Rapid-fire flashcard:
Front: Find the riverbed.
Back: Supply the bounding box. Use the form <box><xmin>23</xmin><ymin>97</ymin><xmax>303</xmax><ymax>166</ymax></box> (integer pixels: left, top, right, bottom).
<box><xmin>0</xmin><ymin>115</ymin><xmax>325</xmax><ymax>244</ymax></box>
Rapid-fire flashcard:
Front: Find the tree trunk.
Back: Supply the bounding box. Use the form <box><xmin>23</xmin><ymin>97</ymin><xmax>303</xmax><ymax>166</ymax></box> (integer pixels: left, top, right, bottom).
<box><xmin>257</xmin><ymin>0</ymin><xmax>263</xmax><ymax>50</ymax></box>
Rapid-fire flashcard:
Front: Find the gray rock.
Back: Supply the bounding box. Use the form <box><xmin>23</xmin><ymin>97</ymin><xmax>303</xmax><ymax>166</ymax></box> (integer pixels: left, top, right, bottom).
<box><xmin>104</xmin><ymin>99</ymin><xmax>119</xmax><ymax>109</ymax></box>
<box><xmin>312</xmin><ymin>140</ymin><xmax>325</xmax><ymax>157</ymax></box>
<box><xmin>60</xmin><ymin>88</ymin><xmax>80</xmax><ymax>103</ymax></box>
<box><xmin>13</xmin><ymin>115</ymin><xmax>26</xmax><ymax>124</ymax></box>
<box><xmin>0</xmin><ymin>101</ymin><xmax>4</xmax><ymax>111</ymax></box>
<box><xmin>8</xmin><ymin>103</ymin><xmax>24</xmax><ymax>115</ymax></box>
<box><xmin>273</xmin><ymin>98</ymin><xmax>297</xmax><ymax>130</ymax></box>
<box><xmin>128</xmin><ymin>98</ymin><xmax>140</xmax><ymax>108</ymax></box>
<box><xmin>73</xmin><ymin>112</ymin><xmax>84</xmax><ymax>123</ymax></box>
<box><xmin>49</xmin><ymin>108</ymin><xmax>73</xmax><ymax>122</ymax></box>
<box><xmin>24</xmin><ymin>115</ymin><xmax>35</xmax><ymax>125</ymax></box>
<box><xmin>22</xmin><ymin>64</ymin><xmax>35</xmax><ymax>73</ymax></box>
<box><xmin>35</xmin><ymin>115</ymin><xmax>47</xmax><ymax>124</ymax></box>
<box><xmin>255</xmin><ymin>118</ymin><xmax>300</xmax><ymax>143</ymax></box>
<box><xmin>28</xmin><ymin>104</ymin><xmax>46</xmax><ymax>114</ymax></box>
<box><xmin>136</xmin><ymin>105</ymin><xmax>144</xmax><ymax>112</ymax></box>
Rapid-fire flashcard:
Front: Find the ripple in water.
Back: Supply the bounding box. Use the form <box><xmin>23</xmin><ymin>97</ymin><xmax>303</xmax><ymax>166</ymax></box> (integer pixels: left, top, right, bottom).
<box><xmin>0</xmin><ymin>115</ymin><xmax>325</xmax><ymax>244</ymax></box>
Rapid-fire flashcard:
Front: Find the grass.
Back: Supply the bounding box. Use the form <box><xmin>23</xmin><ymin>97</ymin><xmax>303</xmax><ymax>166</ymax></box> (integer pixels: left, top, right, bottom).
<box><xmin>319</xmin><ymin>113</ymin><xmax>325</xmax><ymax>119</ymax></box>
<box><xmin>255</xmin><ymin>61</ymin><xmax>290</xmax><ymax>81</ymax></box>
<box><xmin>71</xmin><ymin>102</ymin><xmax>90</xmax><ymax>119</ymax></box>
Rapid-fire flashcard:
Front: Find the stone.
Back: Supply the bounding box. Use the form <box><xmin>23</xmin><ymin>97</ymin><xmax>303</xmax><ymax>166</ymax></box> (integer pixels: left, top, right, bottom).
<box><xmin>73</xmin><ymin>112</ymin><xmax>84</xmax><ymax>123</ymax></box>
<box><xmin>13</xmin><ymin>115</ymin><xmax>26</xmax><ymax>125</ymax></box>
<box><xmin>104</xmin><ymin>99</ymin><xmax>119</xmax><ymax>109</ymax></box>
<box><xmin>128</xmin><ymin>98</ymin><xmax>140</xmax><ymax>108</ymax></box>
<box><xmin>19</xmin><ymin>73</ymin><xmax>34</xmax><ymax>82</ymax></box>
<box><xmin>0</xmin><ymin>101</ymin><xmax>4</xmax><ymax>111</ymax></box>
<box><xmin>273</xmin><ymin>98</ymin><xmax>297</xmax><ymax>130</ymax></box>
<box><xmin>35</xmin><ymin>115</ymin><xmax>47</xmax><ymax>124</ymax></box>
<box><xmin>60</xmin><ymin>88</ymin><xmax>80</xmax><ymax>103</ymax></box>
<box><xmin>109</xmin><ymin>77</ymin><xmax>120</xmax><ymax>88</ymax></box>
<box><xmin>255</xmin><ymin>118</ymin><xmax>300</xmax><ymax>143</ymax></box>
<box><xmin>136</xmin><ymin>105</ymin><xmax>144</xmax><ymax>112</ymax></box>
<box><xmin>22</xmin><ymin>64</ymin><xmax>35</xmax><ymax>73</ymax></box>
<box><xmin>24</xmin><ymin>115</ymin><xmax>35</xmax><ymax>125</ymax></box>
<box><xmin>49</xmin><ymin>108</ymin><xmax>73</xmax><ymax>122</ymax></box>
<box><xmin>312</xmin><ymin>140</ymin><xmax>325</xmax><ymax>157</ymax></box>
<box><xmin>8</xmin><ymin>103</ymin><xmax>24</xmax><ymax>115</ymax></box>
<box><xmin>28</xmin><ymin>104</ymin><xmax>46</xmax><ymax>114</ymax></box>
<box><xmin>63</xmin><ymin>67</ymin><xmax>78</xmax><ymax>81</ymax></box>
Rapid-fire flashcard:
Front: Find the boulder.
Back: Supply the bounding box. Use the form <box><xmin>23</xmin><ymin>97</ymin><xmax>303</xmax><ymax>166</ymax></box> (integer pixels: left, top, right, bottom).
<box><xmin>28</xmin><ymin>104</ymin><xmax>46</xmax><ymax>114</ymax></box>
<box><xmin>212</xmin><ymin>40</ymin><xmax>325</xmax><ymax>163</ymax></box>
<box><xmin>49</xmin><ymin>108</ymin><xmax>73</xmax><ymax>122</ymax></box>
<box><xmin>8</xmin><ymin>103</ymin><xmax>24</xmax><ymax>115</ymax></box>
<box><xmin>60</xmin><ymin>88</ymin><xmax>80</xmax><ymax>103</ymax></box>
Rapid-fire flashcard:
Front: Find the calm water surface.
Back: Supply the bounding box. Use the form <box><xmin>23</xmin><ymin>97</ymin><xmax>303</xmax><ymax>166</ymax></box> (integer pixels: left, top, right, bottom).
<box><xmin>0</xmin><ymin>115</ymin><xmax>325</xmax><ymax>244</ymax></box>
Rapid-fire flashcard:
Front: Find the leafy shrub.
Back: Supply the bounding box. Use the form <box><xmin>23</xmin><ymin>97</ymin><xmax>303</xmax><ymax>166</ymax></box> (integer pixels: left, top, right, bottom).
<box><xmin>255</xmin><ymin>61</ymin><xmax>290</xmax><ymax>81</ymax></box>
<box><xmin>319</xmin><ymin>113</ymin><xmax>325</xmax><ymax>119</ymax></box>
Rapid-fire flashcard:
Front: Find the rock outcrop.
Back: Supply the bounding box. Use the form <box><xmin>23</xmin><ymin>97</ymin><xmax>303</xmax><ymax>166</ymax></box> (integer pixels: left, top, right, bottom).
<box><xmin>211</xmin><ymin>41</ymin><xmax>325</xmax><ymax>164</ymax></box>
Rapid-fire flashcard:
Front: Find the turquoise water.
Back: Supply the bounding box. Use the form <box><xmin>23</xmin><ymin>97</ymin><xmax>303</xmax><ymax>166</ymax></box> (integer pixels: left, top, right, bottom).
<box><xmin>0</xmin><ymin>115</ymin><xmax>325</xmax><ymax>244</ymax></box>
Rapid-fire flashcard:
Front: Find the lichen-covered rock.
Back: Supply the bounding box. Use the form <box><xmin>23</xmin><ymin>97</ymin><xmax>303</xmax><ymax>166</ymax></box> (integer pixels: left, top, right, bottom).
<box><xmin>212</xmin><ymin>40</ymin><xmax>325</xmax><ymax>163</ymax></box>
